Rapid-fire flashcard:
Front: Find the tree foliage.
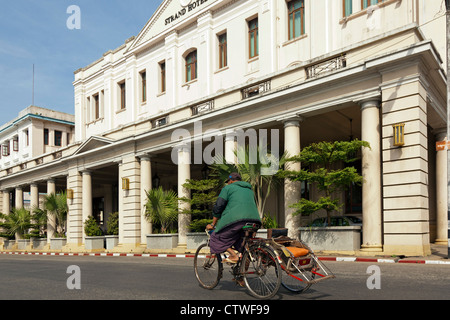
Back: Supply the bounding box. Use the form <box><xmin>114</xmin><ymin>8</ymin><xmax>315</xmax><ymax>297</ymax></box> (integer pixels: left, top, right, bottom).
<box><xmin>281</xmin><ymin>140</ymin><xmax>370</xmax><ymax>224</ymax></box>
<box><xmin>209</xmin><ymin>144</ymin><xmax>286</xmax><ymax>218</ymax></box>
<box><xmin>144</xmin><ymin>187</ymin><xmax>178</xmax><ymax>234</ymax></box>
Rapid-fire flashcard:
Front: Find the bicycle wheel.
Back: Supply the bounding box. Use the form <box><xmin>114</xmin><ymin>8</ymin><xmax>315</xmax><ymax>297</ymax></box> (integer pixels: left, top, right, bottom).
<box><xmin>281</xmin><ymin>254</ymin><xmax>317</xmax><ymax>293</ymax></box>
<box><xmin>241</xmin><ymin>245</ymin><xmax>282</xmax><ymax>299</ymax></box>
<box><xmin>194</xmin><ymin>243</ymin><xmax>222</xmax><ymax>289</ymax></box>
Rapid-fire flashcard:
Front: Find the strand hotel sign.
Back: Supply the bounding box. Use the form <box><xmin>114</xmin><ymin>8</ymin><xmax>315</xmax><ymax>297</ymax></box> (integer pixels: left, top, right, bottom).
<box><xmin>165</xmin><ymin>0</ymin><xmax>209</xmax><ymax>25</ymax></box>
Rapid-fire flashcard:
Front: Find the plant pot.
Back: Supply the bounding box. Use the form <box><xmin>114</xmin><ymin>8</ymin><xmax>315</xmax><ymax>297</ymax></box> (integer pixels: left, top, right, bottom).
<box><xmin>299</xmin><ymin>226</ymin><xmax>361</xmax><ymax>252</ymax></box>
<box><xmin>3</xmin><ymin>240</ymin><xmax>16</xmax><ymax>250</ymax></box>
<box><xmin>186</xmin><ymin>232</ymin><xmax>208</xmax><ymax>249</ymax></box>
<box><xmin>85</xmin><ymin>236</ymin><xmax>105</xmax><ymax>251</ymax></box>
<box><xmin>50</xmin><ymin>238</ymin><xmax>67</xmax><ymax>250</ymax></box>
<box><xmin>17</xmin><ymin>239</ymin><xmax>30</xmax><ymax>250</ymax></box>
<box><xmin>105</xmin><ymin>235</ymin><xmax>119</xmax><ymax>250</ymax></box>
<box><xmin>31</xmin><ymin>238</ymin><xmax>48</xmax><ymax>250</ymax></box>
<box><xmin>146</xmin><ymin>233</ymin><xmax>178</xmax><ymax>250</ymax></box>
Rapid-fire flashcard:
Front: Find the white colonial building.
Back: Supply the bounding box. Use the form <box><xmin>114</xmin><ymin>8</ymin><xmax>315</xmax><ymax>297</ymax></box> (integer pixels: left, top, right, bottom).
<box><xmin>0</xmin><ymin>106</ymin><xmax>74</xmax><ymax>211</ymax></box>
<box><xmin>0</xmin><ymin>0</ymin><xmax>447</xmax><ymax>256</ymax></box>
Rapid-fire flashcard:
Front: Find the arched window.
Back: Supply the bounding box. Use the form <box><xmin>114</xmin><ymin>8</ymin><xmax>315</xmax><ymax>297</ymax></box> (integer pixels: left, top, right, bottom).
<box><xmin>185</xmin><ymin>50</ymin><xmax>197</xmax><ymax>82</ymax></box>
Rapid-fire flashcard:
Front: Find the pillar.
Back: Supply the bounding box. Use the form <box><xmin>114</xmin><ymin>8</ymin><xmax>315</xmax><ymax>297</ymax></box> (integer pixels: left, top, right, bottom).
<box><xmin>225</xmin><ymin>133</ymin><xmax>237</xmax><ymax>164</ymax></box>
<box><xmin>81</xmin><ymin>171</ymin><xmax>92</xmax><ymax>239</ymax></box>
<box><xmin>140</xmin><ymin>156</ymin><xmax>152</xmax><ymax>244</ymax></box>
<box><xmin>283</xmin><ymin>118</ymin><xmax>302</xmax><ymax>239</ymax></box>
<box><xmin>15</xmin><ymin>187</ymin><xmax>23</xmax><ymax>209</ymax></box>
<box><xmin>360</xmin><ymin>100</ymin><xmax>383</xmax><ymax>252</ymax></box>
<box><xmin>30</xmin><ymin>183</ymin><xmax>39</xmax><ymax>210</ymax></box>
<box><xmin>435</xmin><ymin>130</ymin><xmax>448</xmax><ymax>245</ymax></box>
<box><xmin>177</xmin><ymin>144</ymin><xmax>191</xmax><ymax>248</ymax></box>
<box><xmin>66</xmin><ymin>168</ymin><xmax>83</xmax><ymax>246</ymax></box>
<box><xmin>2</xmin><ymin>190</ymin><xmax>10</xmax><ymax>214</ymax></box>
<box><xmin>47</xmin><ymin>179</ymin><xmax>56</xmax><ymax>242</ymax></box>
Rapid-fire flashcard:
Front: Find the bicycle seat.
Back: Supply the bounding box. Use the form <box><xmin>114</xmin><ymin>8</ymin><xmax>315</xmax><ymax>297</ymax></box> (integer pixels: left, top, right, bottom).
<box><xmin>285</xmin><ymin>247</ymin><xmax>309</xmax><ymax>258</ymax></box>
<box><xmin>242</xmin><ymin>223</ymin><xmax>261</xmax><ymax>233</ymax></box>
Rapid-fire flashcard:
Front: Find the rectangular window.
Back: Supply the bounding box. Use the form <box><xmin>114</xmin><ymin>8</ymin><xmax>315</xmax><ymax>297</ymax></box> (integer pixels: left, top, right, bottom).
<box><xmin>119</xmin><ymin>81</ymin><xmax>126</xmax><ymax>110</ymax></box>
<box><xmin>160</xmin><ymin>61</ymin><xmax>166</xmax><ymax>93</ymax></box>
<box><xmin>185</xmin><ymin>50</ymin><xmax>197</xmax><ymax>82</ymax></box>
<box><xmin>218</xmin><ymin>32</ymin><xmax>227</xmax><ymax>69</ymax></box>
<box><xmin>343</xmin><ymin>0</ymin><xmax>352</xmax><ymax>17</ymax></box>
<box><xmin>288</xmin><ymin>0</ymin><xmax>304</xmax><ymax>40</ymax></box>
<box><xmin>93</xmin><ymin>93</ymin><xmax>100</xmax><ymax>120</ymax></box>
<box><xmin>140</xmin><ymin>71</ymin><xmax>147</xmax><ymax>103</ymax></box>
<box><xmin>248</xmin><ymin>18</ymin><xmax>259</xmax><ymax>59</ymax></box>
<box><xmin>13</xmin><ymin>137</ymin><xmax>19</xmax><ymax>152</ymax></box>
<box><xmin>25</xmin><ymin>130</ymin><xmax>29</xmax><ymax>146</ymax></box>
<box><xmin>362</xmin><ymin>0</ymin><xmax>383</xmax><ymax>9</ymax></box>
<box><xmin>44</xmin><ymin>129</ymin><xmax>49</xmax><ymax>145</ymax></box>
<box><xmin>54</xmin><ymin>130</ymin><xmax>62</xmax><ymax>147</ymax></box>
<box><xmin>2</xmin><ymin>142</ymin><xmax>9</xmax><ymax>157</ymax></box>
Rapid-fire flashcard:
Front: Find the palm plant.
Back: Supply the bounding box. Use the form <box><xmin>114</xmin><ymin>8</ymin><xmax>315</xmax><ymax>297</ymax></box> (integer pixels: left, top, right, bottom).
<box><xmin>210</xmin><ymin>144</ymin><xmax>286</xmax><ymax>218</ymax></box>
<box><xmin>0</xmin><ymin>207</ymin><xmax>34</xmax><ymax>239</ymax></box>
<box><xmin>144</xmin><ymin>187</ymin><xmax>178</xmax><ymax>234</ymax></box>
<box><xmin>43</xmin><ymin>192</ymin><xmax>68</xmax><ymax>238</ymax></box>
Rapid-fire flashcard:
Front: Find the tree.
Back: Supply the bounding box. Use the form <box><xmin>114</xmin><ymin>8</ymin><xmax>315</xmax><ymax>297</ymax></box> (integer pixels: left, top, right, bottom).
<box><xmin>43</xmin><ymin>192</ymin><xmax>68</xmax><ymax>238</ymax></box>
<box><xmin>144</xmin><ymin>187</ymin><xmax>178</xmax><ymax>234</ymax></box>
<box><xmin>179</xmin><ymin>178</ymin><xmax>220</xmax><ymax>231</ymax></box>
<box><xmin>0</xmin><ymin>208</ymin><xmax>34</xmax><ymax>239</ymax></box>
<box><xmin>281</xmin><ymin>140</ymin><xmax>370</xmax><ymax>225</ymax></box>
<box><xmin>84</xmin><ymin>215</ymin><xmax>103</xmax><ymax>237</ymax></box>
<box><xmin>209</xmin><ymin>144</ymin><xmax>286</xmax><ymax>218</ymax></box>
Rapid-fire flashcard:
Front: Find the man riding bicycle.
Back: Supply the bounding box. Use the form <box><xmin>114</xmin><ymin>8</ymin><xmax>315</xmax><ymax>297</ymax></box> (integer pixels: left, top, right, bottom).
<box><xmin>206</xmin><ymin>172</ymin><xmax>261</xmax><ymax>264</ymax></box>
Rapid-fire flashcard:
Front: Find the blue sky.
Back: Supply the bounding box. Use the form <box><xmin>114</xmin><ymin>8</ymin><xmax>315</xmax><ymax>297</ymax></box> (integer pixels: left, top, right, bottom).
<box><xmin>0</xmin><ymin>0</ymin><xmax>160</xmax><ymax>122</ymax></box>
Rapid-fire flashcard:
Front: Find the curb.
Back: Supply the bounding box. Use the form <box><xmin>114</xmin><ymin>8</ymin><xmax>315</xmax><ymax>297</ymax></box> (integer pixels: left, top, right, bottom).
<box><xmin>1</xmin><ymin>251</ymin><xmax>449</xmax><ymax>265</ymax></box>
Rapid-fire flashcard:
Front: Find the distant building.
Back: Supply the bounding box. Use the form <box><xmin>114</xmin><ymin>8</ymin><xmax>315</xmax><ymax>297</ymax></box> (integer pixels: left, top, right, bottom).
<box><xmin>0</xmin><ymin>106</ymin><xmax>74</xmax><ymax>213</ymax></box>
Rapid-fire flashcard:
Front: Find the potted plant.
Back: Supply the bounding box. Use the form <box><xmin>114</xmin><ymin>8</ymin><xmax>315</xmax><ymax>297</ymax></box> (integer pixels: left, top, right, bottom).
<box><xmin>30</xmin><ymin>206</ymin><xmax>48</xmax><ymax>250</ymax></box>
<box><xmin>281</xmin><ymin>139</ymin><xmax>369</xmax><ymax>251</ymax></box>
<box><xmin>84</xmin><ymin>215</ymin><xmax>104</xmax><ymax>251</ymax></box>
<box><xmin>105</xmin><ymin>212</ymin><xmax>119</xmax><ymax>250</ymax></box>
<box><xmin>145</xmin><ymin>187</ymin><xmax>178</xmax><ymax>249</ymax></box>
<box><xmin>179</xmin><ymin>178</ymin><xmax>219</xmax><ymax>249</ymax></box>
<box><xmin>210</xmin><ymin>144</ymin><xmax>286</xmax><ymax>221</ymax></box>
<box><xmin>41</xmin><ymin>192</ymin><xmax>68</xmax><ymax>250</ymax></box>
<box><xmin>0</xmin><ymin>208</ymin><xmax>34</xmax><ymax>250</ymax></box>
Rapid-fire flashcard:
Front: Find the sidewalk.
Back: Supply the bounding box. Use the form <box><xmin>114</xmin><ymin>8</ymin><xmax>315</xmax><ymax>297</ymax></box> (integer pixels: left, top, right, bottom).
<box><xmin>1</xmin><ymin>244</ymin><xmax>449</xmax><ymax>265</ymax></box>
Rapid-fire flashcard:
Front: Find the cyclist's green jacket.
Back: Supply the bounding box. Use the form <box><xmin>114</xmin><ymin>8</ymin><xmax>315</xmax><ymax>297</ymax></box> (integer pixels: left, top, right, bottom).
<box><xmin>212</xmin><ymin>181</ymin><xmax>261</xmax><ymax>233</ymax></box>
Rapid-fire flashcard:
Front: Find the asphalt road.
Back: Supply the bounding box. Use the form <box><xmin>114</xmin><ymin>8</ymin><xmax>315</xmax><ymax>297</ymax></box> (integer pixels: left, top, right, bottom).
<box><xmin>0</xmin><ymin>254</ymin><xmax>448</xmax><ymax>303</ymax></box>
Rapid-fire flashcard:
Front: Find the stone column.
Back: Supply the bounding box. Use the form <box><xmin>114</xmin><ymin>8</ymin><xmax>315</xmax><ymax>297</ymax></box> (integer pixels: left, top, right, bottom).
<box><xmin>435</xmin><ymin>130</ymin><xmax>448</xmax><ymax>245</ymax></box>
<box><xmin>2</xmin><ymin>190</ymin><xmax>10</xmax><ymax>214</ymax></box>
<box><xmin>360</xmin><ymin>100</ymin><xmax>383</xmax><ymax>252</ymax></box>
<box><xmin>81</xmin><ymin>171</ymin><xmax>92</xmax><ymax>239</ymax></box>
<box><xmin>177</xmin><ymin>144</ymin><xmax>191</xmax><ymax>248</ymax></box>
<box><xmin>117</xmin><ymin>162</ymin><xmax>125</xmax><ymax>244</ymax></box>
<box><xmin>15</xmin><ymin>187</ymin><xmax>23</xmax><ymax>209</ymax></box>
<box><xmin>140</xmin><ymin>156</ymin><xmax>152</xmax><ymax>244</ymax></box>
<box><xmin>283</xmin><ymin>118</ymin><xmax>302</xmax><ymax>239</ymax></box>
<box><xmin>47</xmin><ymin>179</ymin><xmax>57</xmax><ymax>242</ymax></box>
<box><xmin>224</xmin><ymin>134</ymin><xmax>237</xmax><ymax>164</ymax></box>
<box><xmin>30</xmin><ymin>183</ymin><xmax>39</xmax><ymax>210</ymax></box>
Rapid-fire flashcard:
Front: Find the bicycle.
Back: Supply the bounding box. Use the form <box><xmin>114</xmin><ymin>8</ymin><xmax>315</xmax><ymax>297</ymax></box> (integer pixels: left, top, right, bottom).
<box><xmin>194</xmin><ymin>223</ymin><xmax>282</xmax><ymax>299</ymax></box>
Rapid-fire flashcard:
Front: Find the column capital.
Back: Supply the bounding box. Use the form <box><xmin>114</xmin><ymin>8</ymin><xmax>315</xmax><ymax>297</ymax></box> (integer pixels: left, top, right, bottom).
<box><xmin>280</xmin><ymin>116</ymin><xmax>304</xmax><ymax>128</ymax></box>
<box><xmin>138</xmin><ymin>154</ymin><xmax>153</xmax><ymax>161</ymax></box>
<box><xmin>359</xmin><ymin>99</ymin><xmax>380</xmax><ymax>110</ymax></box>
<box><xmin>433</xmin><ymin>127</ymin><xmax>447</xmax><ymax>141</ymax></box>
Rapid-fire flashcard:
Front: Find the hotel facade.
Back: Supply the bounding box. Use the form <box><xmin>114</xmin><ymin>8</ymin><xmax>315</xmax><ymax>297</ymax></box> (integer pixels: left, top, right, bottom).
<box><xmin>0</xmin><ymin>0</ymin><xmax>447</xmax><ymax>256</ymax></box>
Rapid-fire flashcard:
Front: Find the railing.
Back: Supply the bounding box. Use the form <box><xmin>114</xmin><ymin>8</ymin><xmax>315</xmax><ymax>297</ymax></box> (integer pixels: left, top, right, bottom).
<box><xmin>306</xmin><ymin>55</ymin><xmax>346</xmax><ymax>79</ymax></box>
